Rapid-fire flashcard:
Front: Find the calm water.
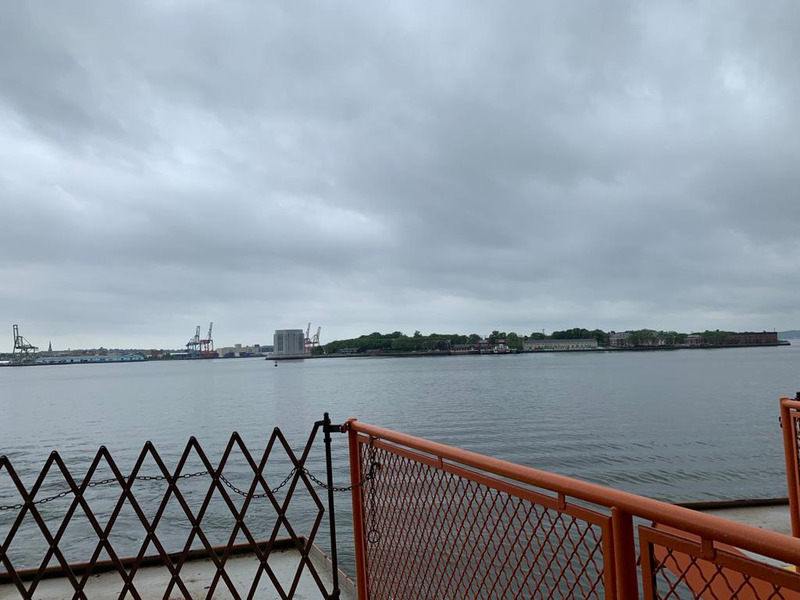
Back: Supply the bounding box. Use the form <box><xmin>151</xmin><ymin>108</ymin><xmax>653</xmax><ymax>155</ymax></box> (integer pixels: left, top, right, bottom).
<box><xmin>1</xmin><ymin>344</ymin><xmax>799</xmax><ymax>573</ymax></box>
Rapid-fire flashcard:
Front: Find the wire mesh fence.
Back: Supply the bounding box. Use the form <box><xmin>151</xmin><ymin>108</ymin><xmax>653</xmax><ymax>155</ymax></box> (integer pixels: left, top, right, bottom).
<box><xmin>640</xmin><ymin>525</ymin><xmax>800</xmax><ymax>600</ymax></box>
<box><xmin>353</xmin><ymin>435</ymin><xmax>611</xmax><ymax>599</ymax></box>
<box><xmin>350</xmin><ymin>420</ymin><xmax>800</xmax><ymax>600</ymax></box>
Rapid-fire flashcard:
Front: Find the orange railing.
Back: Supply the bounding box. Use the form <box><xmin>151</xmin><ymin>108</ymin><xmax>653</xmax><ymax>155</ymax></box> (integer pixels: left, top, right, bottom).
<box><xmin>782</xmin><ymin>395</ymin><xmax>800</xmax><ymax>539</ymax></box>
<box><xmin>348</xmin><ymin>419</ymin><xmax>800</xmax><ymax>599</ymax></box>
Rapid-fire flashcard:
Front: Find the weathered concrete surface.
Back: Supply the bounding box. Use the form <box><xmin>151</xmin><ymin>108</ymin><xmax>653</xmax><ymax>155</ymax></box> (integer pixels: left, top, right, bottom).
<box><xmin>697</xmin><ymin>502</ymin><xmax>793</xmax><ymax>537</ymax></box>
<box><xmin>694</xmin><ymin>501</ymin><xmax>795</xmax><ymax>568</ymax></box>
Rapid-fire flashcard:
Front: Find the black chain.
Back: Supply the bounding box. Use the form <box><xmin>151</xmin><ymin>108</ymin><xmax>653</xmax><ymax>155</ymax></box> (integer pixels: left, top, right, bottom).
<box><xmin>364</xmin><ymin>437</ymin><xmax>381</xmax><ymax>544</ymax></box>
<box><xmin>0</xmin><ymin>442</ymin><xmax>383</xmax><ymax>511</ymax></box>
<box><xmin>0</xmin><ymin>471</ymin><xmax>208</xmax><ymax>512</ymax></box>
<box><xmin>302</xmin><ymin>461</ymin><xmax>380</xmax><ymax>493</ymax></box>
<box><xmin>216</xmin><ymin>469</ymin><xmax>298</xmax><ymax>499</ymax></box>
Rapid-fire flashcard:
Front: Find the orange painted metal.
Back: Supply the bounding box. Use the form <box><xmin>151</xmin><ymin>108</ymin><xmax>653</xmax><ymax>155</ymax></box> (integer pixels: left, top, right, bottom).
<box><xmin>641</xmin><ymin>524</ymin><xmax>800</xmax><ymax>599</ymax></box>
<box><xmin>601</xmin><ymin>511</ymin><xmax>618</xmax><ymax>599</ymax></box>
<box><xmin>347</xmin><ymin>418</ymin><xmax>800</xmax><ymax>600</ymax></box>
<box><xmin>348</xmin><ymin>420</ymin><xmax>800</xmax><ymax>565</ymax></box>
<box><xmin>348</xmin><ymin>422</ymin><xmax>369</xmax><ymax>600</ymax></box>
<box><xmin>782</xmin><ymin>397</ymin><xmax>800</xmax><ymax>538</ymax></box>
<box><xmin>350</xmin><ymin>430</ymin><xmax>609</xmax><ymax>598</ymax></box>
<box><xmin>611</xmin><ymin>508</ymin><xmax>638</xmax><ymax>600</ymax></box>
<box><xmin>349</xmin><ymin>426</ymin><xmax>610</xmax><ymax>598</ymax></box>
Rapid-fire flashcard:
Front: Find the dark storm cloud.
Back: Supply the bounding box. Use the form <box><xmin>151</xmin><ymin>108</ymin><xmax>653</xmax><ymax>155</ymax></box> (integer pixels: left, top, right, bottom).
<box><xmin>1</xmin><ymin>1</ymin><xmax>799</xmax><ymax>349</ymax></box>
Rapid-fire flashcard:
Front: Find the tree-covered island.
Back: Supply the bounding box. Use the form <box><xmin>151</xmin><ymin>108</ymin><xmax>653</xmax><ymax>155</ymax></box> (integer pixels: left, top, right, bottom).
<box><xmin>318</xmin><ymin>329</ymin><xmax>783</xmax><ymax>355</ymax></box>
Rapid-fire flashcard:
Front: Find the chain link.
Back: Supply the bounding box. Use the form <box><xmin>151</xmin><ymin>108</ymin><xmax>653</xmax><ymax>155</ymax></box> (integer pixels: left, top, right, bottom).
<box><xmin>217</xmin><ymin>469</ymin><xmax>297</xmax><ymax>498</ymax></box>
<box><xmin>0</xmin><ymin>439</ymin><xmax>383</xmax><ymax>511</ymax></box>
<box><xmin>364</xmin><ymin>438</ymin><xmax>381</xmax><ymax>543</ymax></box>
<box><xmin>0</xmin><ymin>471</ymin><xmax>208</xmax><ymax>511</ymax></box>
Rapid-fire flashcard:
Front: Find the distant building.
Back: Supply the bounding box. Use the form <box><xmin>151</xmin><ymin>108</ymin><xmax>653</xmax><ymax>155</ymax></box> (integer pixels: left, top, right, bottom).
<box><xmin>477</xmin><ymin>339</ymin><xmax>505</xmax><ymax>354</ymax></box>
<box><xmin>684</xmin><ymin>334</ymin><xmax>703</xmax><ymax>347</ymax></box>
<box><xmin>273</xmin><ymin>329</ymin><xmax>305</xmax><ymax>355</ymax></box>
<box><xmin>608</xmin><ymin>332</ymin><xmax>630</xmax><ymax>348</ymax></box>
<box><xmin>523</xmin><ymin>338</ymin><xmax>598</xmax><ymax>351</ymax></box>
<box><xmin>725</xmin><ymin>331</ymin><xmax>779</xmax><ymax>346</ymax></box>
<box><xmin>451</xmin><ymin>343</ymin><xmax>480</xmax><ymax>354</ymax></box>
<box><xmin>451</xmin><ymin>339</ymin><xmax>497</xmax><ymax>354</ymax></box>
<box><xmin>217</xmin><ymin>343</ymin><xmax>262</xmax><ymax>358</ymax></box>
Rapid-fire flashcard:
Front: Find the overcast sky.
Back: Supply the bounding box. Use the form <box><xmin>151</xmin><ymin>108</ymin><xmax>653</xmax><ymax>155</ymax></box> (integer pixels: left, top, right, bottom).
<box><xmin>2</xmin><ymin>1</ymin><xmax>799</xmax><ymax>350</ymax></box>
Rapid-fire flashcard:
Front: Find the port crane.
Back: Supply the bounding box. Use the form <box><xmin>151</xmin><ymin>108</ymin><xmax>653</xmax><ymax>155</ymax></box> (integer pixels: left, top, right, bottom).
<box><xmin>200</xmin><ymin>322</ymin><xmax>214</xmax><ymax>357</ymax></box>
<box><xmin>186</xmin><ymin>326</ymin><xmax>201</xmax><ymax>355</ymax></box>
<box><xmin>304</xmin><ymin>324</ymin><xmax>322</xmax><ymax>354</ymax></box>
<box><xmin>12</xmin><ymin>324</ymin><xmax>38</xmax><ymax>363</ymax></box>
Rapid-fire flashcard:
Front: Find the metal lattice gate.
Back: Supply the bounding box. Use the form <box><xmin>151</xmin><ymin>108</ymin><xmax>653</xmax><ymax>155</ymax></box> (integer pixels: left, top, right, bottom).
<box><xmin>0</xmin><ymin>414</ymin><xmax>355</xmax><ymax>600</ymax></box>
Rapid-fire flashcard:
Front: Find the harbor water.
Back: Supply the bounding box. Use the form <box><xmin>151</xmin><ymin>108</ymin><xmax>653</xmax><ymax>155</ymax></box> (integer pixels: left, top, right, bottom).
<box><xmin>1</xmin><ymin>343</ymin><xmax>799</xmax><ymax>574</ymax></box>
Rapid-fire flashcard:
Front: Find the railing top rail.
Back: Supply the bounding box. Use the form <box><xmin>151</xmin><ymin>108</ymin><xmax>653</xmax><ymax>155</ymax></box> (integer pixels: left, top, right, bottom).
<box><xmin>781</xmin><ymin>397</ymin><xmax>800</xmax><ymax>411</ymax></box>
<box><xmin>347</xmin><ymin>418</ymin><xmax>800</xmax><ymax>565</ymax></box>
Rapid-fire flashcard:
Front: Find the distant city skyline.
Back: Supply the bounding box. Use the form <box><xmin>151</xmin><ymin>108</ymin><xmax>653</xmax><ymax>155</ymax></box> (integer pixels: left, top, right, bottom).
<box><xmin>3</xmin><ymin>2</ymin><xmax>800</xmax><ymax>351</ymax></box>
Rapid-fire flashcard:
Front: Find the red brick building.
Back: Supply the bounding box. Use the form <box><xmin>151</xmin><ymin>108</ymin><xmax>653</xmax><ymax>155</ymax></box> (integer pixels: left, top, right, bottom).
<box><xmin>725</xmin><ymin>331</ymin><xmax>779</xmax><ymax>345</ymax></box>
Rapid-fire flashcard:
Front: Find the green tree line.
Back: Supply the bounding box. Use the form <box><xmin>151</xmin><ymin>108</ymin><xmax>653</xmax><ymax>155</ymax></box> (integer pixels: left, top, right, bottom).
<box><xmin>321</xmin><ymin>328</ymin><xmax>745</xmax><ymax>354</ymax></box>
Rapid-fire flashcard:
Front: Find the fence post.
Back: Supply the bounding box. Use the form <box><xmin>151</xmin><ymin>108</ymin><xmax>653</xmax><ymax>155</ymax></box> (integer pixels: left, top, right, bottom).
<box><xmin>781</xmin><ymin>397</ymin><xmax>800</xmax><ymax>538</ymax></box>
<box><xmin>348</xmin><ymin>422</ymin><xmax>369</xmax><ymax>600</ymax></box>
<box><xmin>611</xmin><ymin>507</ymin><xmax>639</xmax><ymax>600</ymax></box>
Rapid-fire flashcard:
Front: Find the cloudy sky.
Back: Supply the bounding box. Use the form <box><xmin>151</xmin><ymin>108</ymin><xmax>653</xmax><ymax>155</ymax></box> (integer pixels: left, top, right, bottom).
<box><xmin>2</xmin><ymin>1</ymin><xmax>799</xmax><ymax>350</ymax></box>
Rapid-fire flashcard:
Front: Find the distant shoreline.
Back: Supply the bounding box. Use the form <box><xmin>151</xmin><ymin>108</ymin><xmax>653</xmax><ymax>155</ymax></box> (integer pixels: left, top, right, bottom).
<box><xmin>1</xmin><ymin>339</ymin><xmax>791</xmax><ymax>367</ymax></box>
<box><xmin>269</xmin><ymin>340</ymin><xmax>792</xmax><ymax>361</ymax></box>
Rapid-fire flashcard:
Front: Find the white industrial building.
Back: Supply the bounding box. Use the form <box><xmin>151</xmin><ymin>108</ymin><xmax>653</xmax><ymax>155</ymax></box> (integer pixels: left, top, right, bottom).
<box><xmin>216</xmin><ymin>344</ymin><xmax>264</xmax><ymax>358</ymax></box>
<box><xmin>273</xmin><ymin>329</ymin><xmax>305</xmax><ymax>355</ymax></box>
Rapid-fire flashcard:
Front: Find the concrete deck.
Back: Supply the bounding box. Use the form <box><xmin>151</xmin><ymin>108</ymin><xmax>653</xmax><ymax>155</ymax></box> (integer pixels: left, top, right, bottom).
<box><xmin>687</xmin><ymin>498</ymin><xmax>795</xmax><ymax>568</ymax></box>
<box><xmin>0</xmin><ymin>544</ymin><xmax>356</xmax><ymax>600</ymax></box>
<box><xmin>684</xmin><ymin>498</ymin><xmax>793</xmax><ymax>537</ymax></box>
<box><xmin>698</xmin><ymin>502</ymin><xmax>793</xmax><ymax>537</ymax></box>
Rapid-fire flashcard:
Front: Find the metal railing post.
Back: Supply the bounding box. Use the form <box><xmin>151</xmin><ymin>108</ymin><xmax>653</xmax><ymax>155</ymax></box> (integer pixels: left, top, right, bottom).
<box><xmin>611</xmin><ymin>507</ymin><xmax>639</xmax><ymax>600</ymax></box>
<box><xmin>323</xmin><ymin>413</ymin><xmax>341</xmax><ymax>599</ymax></box>
<box><xmin>347</xmin><ymin>421</ymin><xmax>369</xmax><ymax>600</ymax></box>
<box><xmin>781</xmin><ymin>396</ymin><xmax>800</xmax><ymax>538</ymax></box>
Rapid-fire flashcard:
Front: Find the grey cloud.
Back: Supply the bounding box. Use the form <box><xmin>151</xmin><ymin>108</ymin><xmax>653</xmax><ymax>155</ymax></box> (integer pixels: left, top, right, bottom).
<box><xmin>2</xmin><ymin>1</ymin><xmax>800</xmax><ymax>349</ymax></box>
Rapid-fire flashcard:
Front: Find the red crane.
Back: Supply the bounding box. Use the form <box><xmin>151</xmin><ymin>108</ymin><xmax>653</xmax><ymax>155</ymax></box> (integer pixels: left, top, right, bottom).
<box><xmin>304</xmin><ymin>324</ymin><xmax>322</xmax><ymax>354</ymax></box>
<box><xmin>200</xmin><ymin>322</ymin><xmax>215</xmax><ymax>357</ymax></box>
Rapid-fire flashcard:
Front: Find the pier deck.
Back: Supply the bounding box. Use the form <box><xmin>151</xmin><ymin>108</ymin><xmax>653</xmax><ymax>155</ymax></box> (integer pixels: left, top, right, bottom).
<box><xmin>694</xmin><ymin>500</ymin><xmax>793</xmax><ymax>537</ymax></box>
<box><xmin>0</xmin><ymin>544</ymin><xmax>355</xmax><ymax>600</ymax></box>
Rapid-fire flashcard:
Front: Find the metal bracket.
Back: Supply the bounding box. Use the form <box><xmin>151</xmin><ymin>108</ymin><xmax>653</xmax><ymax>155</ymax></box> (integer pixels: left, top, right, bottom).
<box><xmin>317</xmin><ymin>419</ymin><xmax>346</xmax><ymax>434</ymax></box>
